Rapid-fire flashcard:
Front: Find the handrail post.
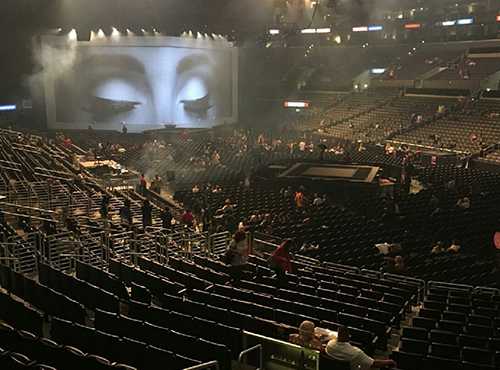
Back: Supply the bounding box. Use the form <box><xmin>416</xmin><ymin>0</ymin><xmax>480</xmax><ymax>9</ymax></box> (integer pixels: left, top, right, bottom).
<box><xmin>238</xmin><ymin>344</ymin><xmax>263</xmax><ymax>369</ymax></box>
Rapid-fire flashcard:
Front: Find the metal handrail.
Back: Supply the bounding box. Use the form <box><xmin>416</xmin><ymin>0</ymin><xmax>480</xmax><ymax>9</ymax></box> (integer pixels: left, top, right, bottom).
<box><xmin>183</xmin><ymin>360</ymin><xmax>219</xmax><ymax>370</ymax></box>
<box><xmin>238</xmin><ymin>344</ymin><xmax>263</xmax><ymax>369</ymax></box>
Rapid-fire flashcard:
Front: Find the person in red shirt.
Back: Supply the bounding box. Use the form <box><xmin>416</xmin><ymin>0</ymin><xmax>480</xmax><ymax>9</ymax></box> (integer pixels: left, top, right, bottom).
<box><xmin>63</xmin><ymin>137</ymin><xmax>72</xmax><ymax>148</ymax></box>
<box><xmin>270</xmin><ymin>239</ymin><xmax>293</xmax><ymax>283</ymax></box>
<box><xmin>181</xmin><ymin>209</ymin><xmax>194</xmax><ymax>227</ymax></box>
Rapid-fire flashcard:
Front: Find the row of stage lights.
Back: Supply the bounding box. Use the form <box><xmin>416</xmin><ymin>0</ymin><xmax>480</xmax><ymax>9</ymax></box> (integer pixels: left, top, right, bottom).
<box><xmin>61</xmin><ymin>27</ymin><xmax>227</xmax><ymax>42</ymax></box>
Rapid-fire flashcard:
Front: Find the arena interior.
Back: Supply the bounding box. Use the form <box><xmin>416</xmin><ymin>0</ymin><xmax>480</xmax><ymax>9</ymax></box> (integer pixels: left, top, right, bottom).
<box><xmin>2</xmin><ymin>1</ymin><xmax>500</xmax><ymax>369</ymax></box>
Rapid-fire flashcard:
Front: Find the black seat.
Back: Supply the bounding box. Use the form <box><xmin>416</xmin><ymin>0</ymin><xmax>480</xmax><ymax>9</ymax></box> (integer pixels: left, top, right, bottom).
<box><xmin>438</xmin><ymin>320</ymin><xmax>463</xmax><ymax>333</ymax></box>
<box><xmin>117</xmin><ymin>337</ymin><xmax>146</xmax><ymax>369</ymax></box>
<box><xmin>50</xmin><ymin>317</ymin><xmax>74</xmax><ymax>345</ymax></box>
<box><xmin>130</xmin><ymin>282</ymin><xmax>151</xmax><ymax>305</ymax></box>
<box><xmin>461</xmin><ymin>346</ymin><xmax>493</xmax><ymax>365</ymax></box>
<box><xmin>419</xmin><ymin>308</ymin><xmax>442</xmax><ymax>320</ymax></box>
<box><xmin>391</xmin><ymin>351</ymin><xmax>423</xmax><ymax>370</ymax></box>
<box><xmin>93</xmin><ymin>330</ymin><xmax>120</xmax><ymax>360</ymax></box>
<box><xmin>465</xmin><ymin>324</ymin><xmax>492</xmax><ymax>338</ymax></box>
<box><xmin>424</xmin><ymin>355</ymin><xmax>461</xmax><ymax>370</ymax></box>
<box><xmin>400</xmin><ymin>338</ymin><xmax>428</xmax><ymax>355</ymax></box>
<box><xmin>412</xmin><ymin>317</ymin><xmax>436</xmax><ymax>331</ymax></box>
<box><xmin>429</xmin><ymin>330</ymin><xmax>457</xmax><ymax>345</ymax></box>
<box><xmin>458</xmin><ymin>335</ymin><xmax>489</xmax><ymax>349</ymax></box>
<box><xmin>429</xmin><ymin>343</ymin><xmax>460</xmax><ymax>360</ymax></box>
<box><xmin>441</xmin><ymin>311</ymin><xmax>466</xmax><ymax>323</ymax></box>
<box><xmin>319</xmin><ymin>353</ymin><xmax>350</xmax><ymax>370</ymax></box>
<box><xmin>143</xmin><ymin>345</ymin><xmax>175</xmax><ymax>369</ymax></box>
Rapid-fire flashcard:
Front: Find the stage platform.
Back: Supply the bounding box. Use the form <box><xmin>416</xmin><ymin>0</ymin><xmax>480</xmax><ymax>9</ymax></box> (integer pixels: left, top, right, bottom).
<box><xmin>278</xmin><ymin>163</ymin><xmax>380</xmax><ymax>184</ymax></box>
<box><xmin>268</xmin><ymin>162</ymin><xmax>382</xmax><ymax>201</ymax></box>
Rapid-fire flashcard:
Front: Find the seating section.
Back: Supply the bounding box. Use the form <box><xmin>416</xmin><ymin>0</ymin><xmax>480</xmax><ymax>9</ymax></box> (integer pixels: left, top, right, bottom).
<box><xmin>393</xmin><ymin>284</ymin><xmax>500</xmax><ymax>370</ymax></box>
<box><xmin>393</xmin><ymin>98</ymin><xmax>500</xmax><ymax>153</ymax></box>
<box><xmin>323</xmin><ymin>95</ymin><xmax>458</xmax><ymax>143</ymax></box>
<box><xmin>0</xmin><ymin>322</ymin><xmax>140</xmax><ymax>370</ymax></box>
<box><xmin>432</xmin><ymin>57</ymin><xmax>500</xmax><ymax>81</ymax></box>
<box><xmin>1</xmin><ymin>70</ymin><xmax>500</xmax><ymax>370</ymax></box>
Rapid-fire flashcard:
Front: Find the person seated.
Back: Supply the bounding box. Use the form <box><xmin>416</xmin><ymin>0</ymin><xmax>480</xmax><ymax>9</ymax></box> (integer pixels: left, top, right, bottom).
<box><xmin>456</xmin><ymin>196</ymin><xmax>470</xmax><ymax>209</ymax></box>
<box><xmin>289</xmin><ymin>321</ymin><xmax>323</xmax><ymax>351</ymax></box>
<box><xmin>431</xmin><ymin>241</ymin><xmax>445</xmax><ymax>255</ymax></box>
<box><xmin>448</xmin><ymin>239</ymin><xmax>461</xmax><ymax>254</ymax></box>
<box><xmin>325</xmin><ymin>326</ymin><xmax>396</xmax><ymax>369</ymax></box>
<box><xmin>393</xmin><ymin>255</ymin><xmax>406</xmax><ymax>273</ymax></box>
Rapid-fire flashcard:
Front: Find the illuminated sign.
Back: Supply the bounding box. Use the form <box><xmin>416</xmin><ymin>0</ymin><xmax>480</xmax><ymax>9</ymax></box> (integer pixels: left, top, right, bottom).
<box><xmin>0</xmin><ymin>105</ymin><xmax>16</xmax><ymax>111</ymax></box>
<box><xmin>442</xmin><ymin>20</ymin><xmax>456</xmax><ymax>26</ymax></box>
<box><xmin>497</xmin><ymin>15</ymin><xmax>500</xmax><ymax>22</ymax></box>
<box><xmin>371</xmin><ymin>68</ymin><xmax>386</xmax><ymax>74</ymax></box>
<box><xmin>316</xmin><ymin>28</ymin><xmax>332</xmax><ymax>34</ymax></box>
<box><xmin>269</xmin><ymin>29</ymin><xmax>280</xmax><ymax>35</ymax></box>
<box><xmin>301</xmin><ymin>28</ymin><xmax>331</xmax><ymax>34</ymax></box>
<box><xmin>352</xmin><ymin>26</ymin><xmax>368</xmax><ymax>32</ymax></box>
<box><xmin>368</xmin><ymin>25</ymin><xmax>383</xmax><ymax>31</ymax></box>
<box><xmin>284</xmin><ymin>101</ymin><xmax>310</xmax><ymax>108</ymax></box>
<box><xmin>404</xmin><ymin>23</ymin><xmax>421</xmax><ymax>29</ymax></box>
<box><xmin>457</xmin><ymin>18</ymin><xmax>473</xmax><ymax>25</ymax></box>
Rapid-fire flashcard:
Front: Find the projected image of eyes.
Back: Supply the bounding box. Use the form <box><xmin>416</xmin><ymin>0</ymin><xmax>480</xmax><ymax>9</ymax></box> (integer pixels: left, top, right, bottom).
<box><xmin>77</xmin><ymin>54</ymin><xmax>155</xmax><ymax>123</ymax></box>
<box><xmin>174</xmin><ymin>54</ymin><xmax>216</xmax><ymax>122</ymax></box>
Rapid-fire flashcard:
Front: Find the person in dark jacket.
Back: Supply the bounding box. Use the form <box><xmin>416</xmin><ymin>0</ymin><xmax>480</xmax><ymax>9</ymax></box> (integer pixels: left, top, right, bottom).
<box><xmin>160</xmin><ymin>207</ymin><xmax>173</xmax><ymax>229</ymax></box>
<box><xmin>142</xmin><ymin>199</ymin><xmax>153</xmax><ymax>230</ymax></box>
<box><xmin>120</xmin><ymin>199</ymin><xmax>132</xmax><ymax>226</ymax></box>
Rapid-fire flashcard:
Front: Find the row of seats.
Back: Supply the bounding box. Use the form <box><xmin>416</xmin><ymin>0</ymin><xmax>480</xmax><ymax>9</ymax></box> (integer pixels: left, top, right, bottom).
<box><xmin>50</xmin><ymin>317</ymin><xmax>200</xmax><ymax>370</ymax></box>
<box><xmin>0</xmin><ymin>323</ymin><xmax>136</xmax><ymax>370</ymax></box>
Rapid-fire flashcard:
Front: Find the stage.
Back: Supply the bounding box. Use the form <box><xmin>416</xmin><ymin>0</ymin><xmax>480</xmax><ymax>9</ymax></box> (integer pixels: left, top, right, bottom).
<box><xmin>261</xmin><ymin>162</ymin><xmax>384</xmax><ymax>201</ymax></box>
<box><xmin>278</xmin><ymin>163</ymin><xmax>380</xmax><ymax>184</ymax></box>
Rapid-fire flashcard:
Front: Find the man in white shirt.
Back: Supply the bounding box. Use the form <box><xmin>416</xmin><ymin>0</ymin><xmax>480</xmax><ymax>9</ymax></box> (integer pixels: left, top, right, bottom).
<box><xmin>325</xmin><ymin>326</ymin><xmax>396</xmax><ymax>370</ymax></box>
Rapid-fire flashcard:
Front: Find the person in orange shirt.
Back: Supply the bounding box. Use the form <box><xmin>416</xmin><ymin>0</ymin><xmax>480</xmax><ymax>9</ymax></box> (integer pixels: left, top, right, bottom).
<box><xmin>295</xmin><ymin>191</ymin><xmax>304</xmax><ymax>208</ymax></box>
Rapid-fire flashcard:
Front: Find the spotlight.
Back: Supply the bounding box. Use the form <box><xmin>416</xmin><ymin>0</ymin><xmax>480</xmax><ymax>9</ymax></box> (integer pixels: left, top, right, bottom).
<box><xmin>111</xmin><ymin>27</ymin><xmax>120</xmax><ymax>38</ymax></box>
<box><xmin>90</xmin><ymin>30</ymin><xmax>97</xmax><ymax>41</ymax></box>
<box><xmin>97</xmin><ymin>29</ymin><xmax>105</xmax><ymax>39</ymax></box>
<box><xmin>68</xmin><ymin>29</ymin><xmax>78</xmax><ymax>42</ymax></box>
<box><xmin>196</xmin><ymin>32</ymin><xmax>203</xmax><ymax>39</ymax></box>
<box><xmin>181</xmin><ymin>31</ymin><xmax>188</xmax><ymax>37</ymax></box>
<box><xmin>188</xmin><ymin>30</ymin><xmax>193</xmax><ymax>38</ymax></box>
<box><xmin>126</xmin><ymin>28</ymin><xmax>135</xmax><ymax>36</ymax></box>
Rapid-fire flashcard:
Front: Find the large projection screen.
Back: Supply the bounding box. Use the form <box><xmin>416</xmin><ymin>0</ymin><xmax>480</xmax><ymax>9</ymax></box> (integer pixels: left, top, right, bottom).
<box><xmin>41</xmin><ymin>35</ymin><xmax>238</xmax><ymax>132</ymax></box>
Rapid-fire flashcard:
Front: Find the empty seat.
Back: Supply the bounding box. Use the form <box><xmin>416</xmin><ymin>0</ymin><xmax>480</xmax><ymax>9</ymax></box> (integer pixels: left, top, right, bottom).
<box><xmin>458</xmin><ymin>335</ymin><xmax>489</xmax><ymax>349</ymax></box>
<box><xmin>400</xmin><ymin>338</ymin><xmax>428</xmax><ymax>355</ymax></box>
<box><xmin>130</xmin><ymin>283</ymin><xmax>151</xmax><ymax>305</ymax></box>
<box><xmin>461</xmin><ymin>346</ymin><xmax>493</xmax><ymax>365</ymax></box>
<box><xmin>465</xmin><ymin>324</ymin><xmax>492</xmax><ymax>338</ymax></box>
<box><xmin>390</xmin><ymin>351</ymin><xmax>423</xmax><ymax>370</ymax></box>
<box><xmin>419</xmin><ymin>308</ymin><xmax>442</xmax><ymax>320</ymax></box>
<box><xmin>438</xmin><ymin>320</ymin><xmax>463</xmax><ymax>333</ymax></box>
<box><xmin>412</xmin><ymin>317</ymin><xmax>436</xmax><ymax>331</ymax></box>
<box><xmin>424</xmin><ymin>355</ymin><xmax>460</xmax><ymax>370</ymax></box>
<box><xmin>429</xmin><ymin>343</ymin><xmax>460</xmax><ymax>360</ymax></box>
<box><xmin>429</xmin><ymin>330</ymin><xmax>457</xmax><ymax>345</ymax></box>
<box><xmin>401</xmin><ymin>326</ymin><xmax>428</xmax><ymax>341</ymax></box>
